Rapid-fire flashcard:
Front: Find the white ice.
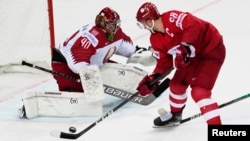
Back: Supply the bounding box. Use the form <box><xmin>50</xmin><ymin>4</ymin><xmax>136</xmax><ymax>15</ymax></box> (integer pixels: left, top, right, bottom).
<box><xmin>0</xmin><ymin>0</ymin><xmax>250</xmax><ymax>141</ymax></box>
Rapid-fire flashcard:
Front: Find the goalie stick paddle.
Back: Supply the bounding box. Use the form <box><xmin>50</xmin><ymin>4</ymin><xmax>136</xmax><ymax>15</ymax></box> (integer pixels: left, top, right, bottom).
<box><xmin>49</xmin><ymin>67</ymin><xmax>174</xmax><ymax>140</ymax></box>
<box><xmin>180</xmin><ymin>93</ymin><xmax>250</xmax><ymax>124</ymax></box>
<box><xmin>103</xmin><ymin>78</ymin><xmax>170</xmax><ymax>105</ymax></box>
<box><xmin>21</xmin><ymin>60</ymin><xmax>171</xmax><ymax>106</ymax></box>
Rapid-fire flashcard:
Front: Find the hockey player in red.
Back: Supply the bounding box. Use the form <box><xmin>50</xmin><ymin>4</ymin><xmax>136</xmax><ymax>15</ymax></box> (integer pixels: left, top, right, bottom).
<box><xmin>136</xmin><ymin>2</ymin><xmax>226</xmax><ymax>126</ymax></box>
<box><xmin>52</xmin><ymin>7</ymin><xmax>144</xmax><ymax>92</ymax></box>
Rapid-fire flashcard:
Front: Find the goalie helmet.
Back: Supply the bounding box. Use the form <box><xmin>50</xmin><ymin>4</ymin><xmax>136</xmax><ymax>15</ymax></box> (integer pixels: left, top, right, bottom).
<box><xmin>95</xmin><ymin>7</ymin><xmax>121</xmax><ymax>41</ymax></box>
<box><xmin>136</xmin><ymin>2</ymin><xmax>160</xmax><ymax>22</ymax></box>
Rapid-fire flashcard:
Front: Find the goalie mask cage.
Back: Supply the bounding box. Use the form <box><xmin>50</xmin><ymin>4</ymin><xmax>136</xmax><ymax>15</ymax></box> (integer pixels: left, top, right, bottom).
<box><xmin>0</xmin><ymin>0</ymin><xmax>55</xmax><ymax>73</ymax></box>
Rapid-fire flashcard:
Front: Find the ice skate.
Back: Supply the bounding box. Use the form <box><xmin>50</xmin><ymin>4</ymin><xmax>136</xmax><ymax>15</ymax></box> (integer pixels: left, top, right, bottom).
<box><xmin>18</xmin><ymin>105</ymin><xmax>27</xmax><ymax>118</ymax></box>
<box><xmin>153</xmin><ymin>108</ymin><xmax>182</xmax><ymax>128</ymax></box>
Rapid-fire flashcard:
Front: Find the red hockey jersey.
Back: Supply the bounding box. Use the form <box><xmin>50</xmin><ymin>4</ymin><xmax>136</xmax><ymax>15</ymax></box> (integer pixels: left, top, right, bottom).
<box><xmin>150</xmin><ymin>10</ymin><xmax>223</xmax><ymax>74</ymax></box>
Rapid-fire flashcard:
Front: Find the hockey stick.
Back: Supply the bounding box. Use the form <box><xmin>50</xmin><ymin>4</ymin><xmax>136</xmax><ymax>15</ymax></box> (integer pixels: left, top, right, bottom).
<box><xmin>49</xmin><ymin>67</ymin><xmax>174</xmax><ymax>139</ymax></box>
<box><xmin>21</xmin><ymin>60</ymin><xmax>170</xmax><ymax>106</ymax></box>
<box><xmin>181</xmin><ymin>93</ymin><xmax>250</xmax><ymax>124</ymax></box>
<box><xmin>21</xmin><ymin>60</ymin><xmax>80</xmax><ymax>83</ymax></box>
<box><xmin>103</xmin><ymin>78</ymin><xmax>170</xmax><ymax>105</ymax></box>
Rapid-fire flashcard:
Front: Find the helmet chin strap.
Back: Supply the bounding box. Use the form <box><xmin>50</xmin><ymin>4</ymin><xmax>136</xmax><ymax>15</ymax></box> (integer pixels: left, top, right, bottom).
<box><xmin>145</xmin><ymin>20</ymin><xmax>155</xmax><ymax>33</ymax></box>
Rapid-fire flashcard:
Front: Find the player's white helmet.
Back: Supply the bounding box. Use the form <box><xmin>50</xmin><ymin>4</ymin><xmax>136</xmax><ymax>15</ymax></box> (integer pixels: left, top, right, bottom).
<box><xmin>95</xmin><ymin>7</ymin><xmax>121</xmax><ymax>41</ymax></box>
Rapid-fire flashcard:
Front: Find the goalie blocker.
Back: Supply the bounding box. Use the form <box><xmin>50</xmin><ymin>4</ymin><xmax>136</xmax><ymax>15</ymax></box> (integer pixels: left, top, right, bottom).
<box><xmin>19</xmin><ymin>63</ymin><xmax>159</xmax><ymax>119</ymax></box>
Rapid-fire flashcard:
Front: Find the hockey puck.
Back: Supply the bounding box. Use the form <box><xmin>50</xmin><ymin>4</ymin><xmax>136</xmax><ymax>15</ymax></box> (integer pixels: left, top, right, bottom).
<box><xmin>69</xmin><ymin>127</ymin><xmax>77</xmax><ymax>133</ymax></box>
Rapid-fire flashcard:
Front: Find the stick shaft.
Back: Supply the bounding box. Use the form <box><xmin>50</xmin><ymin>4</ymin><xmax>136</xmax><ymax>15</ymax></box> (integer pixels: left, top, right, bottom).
<box><xmin>22</xmin><ymin>61</ymin><xmax>81</xmax><ymax>82</ymax></box>
<box><xmin>61</xmin><ymin>91</ymin><xmax>140</xmax><ymax>139</ymax></box>
<box><xmin>181</xmin><ymin>93</ymin><xmax>250</xmax><ymax>124</ymax></box>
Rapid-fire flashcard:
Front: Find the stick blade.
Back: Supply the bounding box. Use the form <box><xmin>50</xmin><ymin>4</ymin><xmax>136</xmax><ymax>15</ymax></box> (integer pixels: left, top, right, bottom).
<box><xmin>50</xmin><ymin>130</ymin><xmax>61</xmax><ymax>138</ymax></box>
<box><xmin>50</xmin><ymin>130</ymin><xmax>80</xmax><ymax>139</ymax></box>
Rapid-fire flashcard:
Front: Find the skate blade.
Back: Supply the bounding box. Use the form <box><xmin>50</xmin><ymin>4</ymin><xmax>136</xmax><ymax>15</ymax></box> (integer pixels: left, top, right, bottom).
<box><xmin>152</xmin><ymin>122</ymin><xmax>180</xmax><ymax>128</ymax></box>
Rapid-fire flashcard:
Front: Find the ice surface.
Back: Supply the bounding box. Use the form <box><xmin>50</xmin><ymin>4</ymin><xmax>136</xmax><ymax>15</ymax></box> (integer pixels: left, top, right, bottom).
<box><xmin>0</xmin><ymin>0</ymin><xmax>250</xmax><ymax>141</ymax></box>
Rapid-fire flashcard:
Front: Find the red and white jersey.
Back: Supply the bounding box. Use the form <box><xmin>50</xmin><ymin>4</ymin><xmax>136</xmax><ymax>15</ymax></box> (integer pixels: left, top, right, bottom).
<box><xmin>150</xmin><ymin>10</ymin><xmax>223</xmax><ymax>74</ymax></box>
<box><xmin>57</xmin><ymin>23</ymin><xmax>135</xmax><ymax>74</ymax></box>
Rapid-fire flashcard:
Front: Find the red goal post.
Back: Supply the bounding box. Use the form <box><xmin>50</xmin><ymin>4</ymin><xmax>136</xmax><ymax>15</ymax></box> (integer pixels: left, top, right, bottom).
<box><xmin>0</xmin><ymin>0</ymin><xmax>55</xmax><ymax>73</ymax></box>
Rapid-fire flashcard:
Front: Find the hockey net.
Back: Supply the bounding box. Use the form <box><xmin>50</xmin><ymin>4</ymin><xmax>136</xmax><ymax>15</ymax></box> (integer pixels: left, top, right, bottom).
<box><xmin>0</xmin><ymin>0</ymin><xmax>54</xmax><ymax>73</ymax></box>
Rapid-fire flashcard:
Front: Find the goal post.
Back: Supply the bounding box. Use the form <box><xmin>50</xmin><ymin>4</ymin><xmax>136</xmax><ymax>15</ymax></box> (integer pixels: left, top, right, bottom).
<box><xmin>0</xmin><ymin>0</ymin><xmax>55</xmax><ymax>73</ymax></box>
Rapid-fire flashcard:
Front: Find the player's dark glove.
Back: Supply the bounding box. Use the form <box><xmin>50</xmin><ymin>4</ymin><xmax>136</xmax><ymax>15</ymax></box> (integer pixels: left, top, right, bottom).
<box><xmin>137</xmin><ymin>73</ymin><xmax>160</xmax><ymax>96</ymax></box>
<box><xmin>175</xmin><ymin>44</ymin><xmax>192</xmax><ymax>69</ymax></box>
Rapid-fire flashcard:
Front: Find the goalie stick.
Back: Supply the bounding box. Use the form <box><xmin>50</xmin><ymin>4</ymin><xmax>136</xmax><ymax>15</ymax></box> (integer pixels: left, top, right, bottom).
<box><xmin>103</xmin><ymin>79</ymin><xmax>170</xmax><ymax>105</ymax></box>
<box><xmin>21</xmin><ymin>61</ymin><xmax>171</xmax><ymax>105</ymax></box>
<box><xmin>50</xmin><ymin>67</ymin><xmax>174</xmax><ymax>139</ymax></box>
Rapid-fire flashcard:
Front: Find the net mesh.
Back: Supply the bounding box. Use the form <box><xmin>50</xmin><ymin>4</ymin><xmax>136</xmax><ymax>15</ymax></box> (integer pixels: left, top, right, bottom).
<box><xmin>0</xmin><ymin>0</ymin><xmax>52</xmax><ymax>73</ymax></box>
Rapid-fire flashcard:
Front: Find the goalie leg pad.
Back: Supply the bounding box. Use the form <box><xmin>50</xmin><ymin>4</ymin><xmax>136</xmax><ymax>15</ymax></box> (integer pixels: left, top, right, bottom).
<box><xmin>21</xmin><ymin>91</ymin><xmax>103</xmax><ymax>119</ymax></box>
<box><xmin>79</xmin><ymin>65</ymin><xmax>105</xmax><ymax>101</ymax></box>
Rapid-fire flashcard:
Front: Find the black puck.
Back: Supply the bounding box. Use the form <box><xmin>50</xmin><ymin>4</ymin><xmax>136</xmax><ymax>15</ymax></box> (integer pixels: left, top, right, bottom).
<box><xmin>69</xmin><ymin>127</ymin><xmax>77</xmax><ymax>133</ymax></box>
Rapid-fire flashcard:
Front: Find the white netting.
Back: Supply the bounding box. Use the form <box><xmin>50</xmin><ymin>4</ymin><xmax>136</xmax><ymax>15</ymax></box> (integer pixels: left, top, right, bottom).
<box><xmin>0</xmin><ymin>0</ymin><xmax>52</xmax><ymax>73</ymax></box>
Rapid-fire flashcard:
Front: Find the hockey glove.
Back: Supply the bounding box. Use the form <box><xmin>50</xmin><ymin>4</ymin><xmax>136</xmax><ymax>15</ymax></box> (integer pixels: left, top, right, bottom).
<box><xmin>175</xmin><ymin>44</ymin><xmax>192</xmax><ymax>69</ymax></box>
<box><xmin>137</xmin><ymin>73</ymin><xmax>160</xmax><ymax>96</ymax></box>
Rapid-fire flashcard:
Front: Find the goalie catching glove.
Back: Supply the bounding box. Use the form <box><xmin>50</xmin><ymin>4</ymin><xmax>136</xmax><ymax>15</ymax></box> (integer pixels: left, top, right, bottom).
<box><xmin>137</xmin><ymin>73</ymin><xmax>161</xmax><ymax>96</ymax></box>
<box><xmin>135</xmin><ymin>45</ymin><xmax>151</xmax><ymax>53</ymax></box>
<box><xmin>127</xmin><ymin>45</ymin><xmax>156</xmax><ymax>66</ymax></box>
